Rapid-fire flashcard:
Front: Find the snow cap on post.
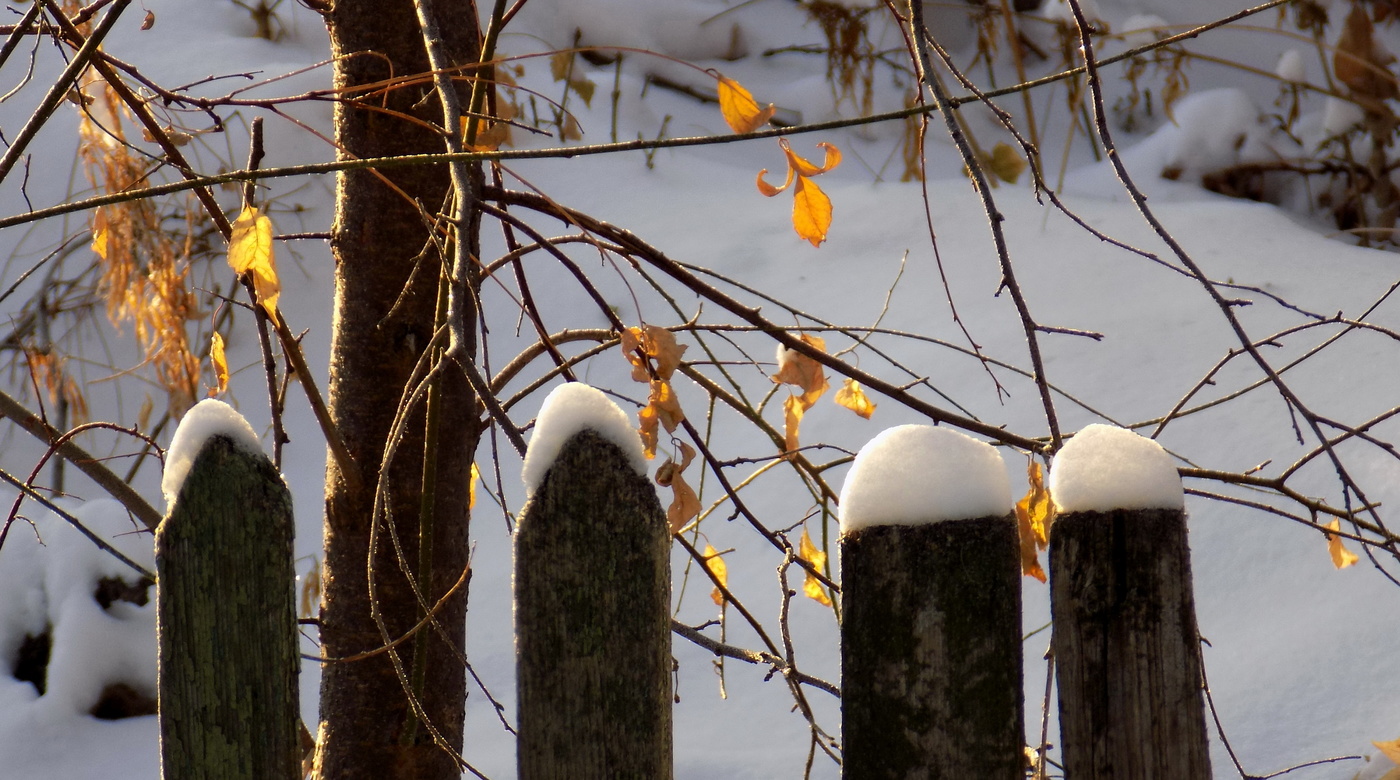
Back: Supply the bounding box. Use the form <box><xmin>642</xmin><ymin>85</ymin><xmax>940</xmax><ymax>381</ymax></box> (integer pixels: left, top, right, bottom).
<box><xmin>161</xmin><ymin>398</ymin><xmax>266</xmax><ymax>509</ymax></box>
<box><xmin>839</xmin><ymin>424</ymin><xmax>1012</xmax><ymax>533</ymax></box>
<box><xmin>1049</xmin><ymin>424</ymin><xmax>1183</xmax><ymax>513</ymax></box>
<box><xmin>522</xmin><ymin>382</ymin><xmax>646</xmax><ymax>496</ymax></box>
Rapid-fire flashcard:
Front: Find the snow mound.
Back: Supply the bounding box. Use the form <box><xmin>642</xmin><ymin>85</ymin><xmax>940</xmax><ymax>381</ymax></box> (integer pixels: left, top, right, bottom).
<box><xmin>1049</xmin><ymin>424</ymin><xmax>1183</xmax><ymax>513</ymax></box>
<box><xmin>0</xmin><ymin>500</ymin><xmax>155</xmax><ymax>720</ymax></box>
<box><xmin>521</xmin><ymin>382</ymin><xmax>646</xmax><ymax>495</ymax></box>
<box><xmin>161</xmin><ymin>399</ymin><xmax>265</xmax><ymax>509</ymax></box>
<box><xmin>839</xmin><ymin>425</ymin><xmax>1012</xmax><ymax>533</ymax></box>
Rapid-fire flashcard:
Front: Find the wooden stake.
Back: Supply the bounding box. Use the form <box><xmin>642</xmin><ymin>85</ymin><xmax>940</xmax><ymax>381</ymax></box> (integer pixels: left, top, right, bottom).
<box><xmin>515</xmin><ymin>429</ymin><xmax>672</xmax><ymax>780</ymax></box>
<box><xmin>1050</xmin><ymin>508</ymin><xmax>1212</xmax><ymax>780</ymax></box>
<box><xmin>841</xmin><ymin>515</ymin><xmax>1024</xmax><ymax>780</ymax></box>
<box><xmin>156</xmin><ymin>435</ymin><xmax>299</xmax><ymax>780</ymax></box>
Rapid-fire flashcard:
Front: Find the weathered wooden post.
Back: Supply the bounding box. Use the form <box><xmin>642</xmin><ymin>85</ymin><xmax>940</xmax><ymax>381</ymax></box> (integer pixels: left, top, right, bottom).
<box><xmin>1049</xmin><ymin>424</ymin><xmax>1212</xmax><ymax>780</ymax></box>
<box><xmin>839</xmin><ymin>424</ymin><xmax>1024</xmax><ymax>780</ymax></box>
<box><xmin>156</xmin><ymin>399</ymin><xmax>300</xmax><ymax>780</ymax></box>
<box><xmin>515</xmin><ymin>384</ymin><xmax>672</xmax><ymax>780</ymax></box>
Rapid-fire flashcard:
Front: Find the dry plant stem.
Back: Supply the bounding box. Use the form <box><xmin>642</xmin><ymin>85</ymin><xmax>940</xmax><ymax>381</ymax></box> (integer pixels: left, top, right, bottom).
<box><xmin>0</xmin><ymin>4</ymin><xmax>43</xmax><ymax>74</ymax></box>
<box><xmin>309</xmin><ymin>560</ymin><xmax>471</xmax><ymax>665</ymax></box>
<box><xmin>0</xmin><ymin>466</ymin><xmax>153</xmax><ymax>580</ymax></box>
<box><xmin>242</xmin><ymin>117</ymin><xmax>288</xmax><ymax>468</ymax></box>
<box><xmin>673</xmin><ymin>532</ymin><xmax>829</xmax><ymax>744</ymax></box>
<box><xmin>909</xmin><ymin>1</ymin><xmax>1062</xmax><ymax>452</ymax></box>
<box><xmin>7</xmin><ymin>420</ymin><xmax>161</xmax><ymax>532</ymax></box>
<box><xmin>1062</xmin><ymin>0</ymin><xmax>1397</xmax><ymax>562</ymax></box>
<box><xmin>0</xmin><ymin>0</ymin><xmax>131</xmax><ymax>188</ymax></box>
<box><xmin>0</xmin><ymin>0</ymin><xmax>1298</xmax><ymax>236</ymax></box>
<box><xmin>0</xmin><ymin>388</ymin><xmax>161</xmax><ymax>530</ymax></box>
<box><xmin>488</xmin><ymin>188</ymin><xmax>1049</xmax><ymax>454</ymax></box>
<box><xmin>48</xmin><ymin>4</ymin><xmax>345</xmax><ymax>484</ymax></box>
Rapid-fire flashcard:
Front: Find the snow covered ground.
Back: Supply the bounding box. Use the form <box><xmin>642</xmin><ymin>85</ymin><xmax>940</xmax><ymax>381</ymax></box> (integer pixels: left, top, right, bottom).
<box><xmin>1</xmin><ymin>0</ymin><xmax>1399</xmax><ymax>777</ymax></box>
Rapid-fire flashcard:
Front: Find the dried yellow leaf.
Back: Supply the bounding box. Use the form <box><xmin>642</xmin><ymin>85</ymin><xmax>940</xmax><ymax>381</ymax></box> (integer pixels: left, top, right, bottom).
<box><xmin>299</xmin><ymin>558</ymin><xmax>321</xmax><ymax>620</ymax></box>
<box><xmin>622</xmin><ymin>325</ymin><xmax>687</xmax><ymax>382</ymax></box>
<box><xmin>469</xmin><ymin>462</ymin><xmax>480</xmax><ymax>510</ymax></box>
<box><xmin>657</xmin><ymin>442</ymin><xmax>700</xmax><ymax>533</ymax></box>
<box><xmin>228</xmin><ymin>205</ymin><xmax>280</xmax><ymax>323</ymax></box>
<box><xmin>638</xmin><ymin>378</ymin><xmax>685</xmax><ymax>459</ymax></box>
<box><xmin>834</xmin><ymin>378</ymin><xmax>876</xmax><ymax>419</ymax></box>
<box><xmin>91</xmin><ymin>223</ymin><xmax>109</xmax><ymax>261</ymax></box>
<box><xmin>703</xmin><ymin>543</ymin><xmax>728</xmax><ymax>606</ymax></box>
<box><xmin>717</xmin><ymin>75</ymin><xmax>776</xmax><ymax>134</ymax></box>
<box><xmin>773</xmin><ymin>334</ymin><xmax>828</xmax><ymax>410</ymax></box>
<box><xmin>667</xmin><ymin>470</ymin><xmax>700</xmax><ymax>534</ymax></box>
<box><xmin>799</xmin><ymin>527</ymin><xmax>832</xmax><ymax>607</ymax></box>
<box><xmin>756</xmin><ymin>139</ymin><xmax>841</xmax><ymax>246</ymax></box>
<box><xmin>1374</xmin><ymin>737</ymin><xmax>1400</xmax><ymax>764</ymax></box>
<box><xmin>1324</xmin><ymin>519</ymin><xmax>1359</xmax><ymax>569</ymax></box>
<box><xmin>1015</xmin><ymin>461</ymin><xmax>1053</xmax><ymax>582</ymax></box>
<box><xmin>987</xmin><ymin>142</ymin><xmax>1027</xmax><ymax>184</ymax></box>
<box><xmin>792</xmin><ymin>176</ymin><xmax>833</xmax><ymax>247</ymax></box>
<box><xmin>782</xmin><ymin>394</ymin><xmax>804</xmax><ymax>459</ymax></box>
<box><xmin>209</xmin><ymin>332</ymin><xmax>229</xmax><ymax>397</ymax></box>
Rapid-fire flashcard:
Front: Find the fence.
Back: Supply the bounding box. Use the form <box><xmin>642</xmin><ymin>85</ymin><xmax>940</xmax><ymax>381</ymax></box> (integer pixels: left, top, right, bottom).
<box><xmin>153</xmin><ymin>422</ymin><xmax>1210</xmax><ymax>780</ymax></box>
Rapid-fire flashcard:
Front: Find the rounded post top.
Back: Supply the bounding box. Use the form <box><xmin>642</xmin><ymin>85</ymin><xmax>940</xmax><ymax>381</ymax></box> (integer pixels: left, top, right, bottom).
<box><xmin>1049</xmin><ymin>424</ymin><xmax>1183</xmax><ymax>513</ymax></box>
<box><xmin>839</xmin><ymin>424</ymin><xmax>1012</xmax><ymax>533</ymax></box>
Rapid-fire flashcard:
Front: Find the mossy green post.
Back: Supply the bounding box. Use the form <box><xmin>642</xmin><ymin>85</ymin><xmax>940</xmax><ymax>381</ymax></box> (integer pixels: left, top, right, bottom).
<box><xmin>514</xmin><ymin>429</ymin><xmax>672</xmax><ymax>780</ymax></box>
<box><xmin>156</xmin><ymin>435</ymin><xmax>299</xmax><ymax>780</ymax></box>
<box><xmin>841</xmin><ymin>515</ymin><xmax>1025</xmax><ymax>780</ymax></box>
<box><xmin>1050</xmin><ymin>508</ymin><xmax>1212</xmax><ymax>780</ymax></box>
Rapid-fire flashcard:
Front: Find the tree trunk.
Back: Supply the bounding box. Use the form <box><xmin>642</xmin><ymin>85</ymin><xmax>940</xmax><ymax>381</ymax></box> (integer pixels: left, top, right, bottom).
<box><xmin>315</xmin><ymin>2</ymin><xmax>482</xmax><ymax>778</ymax></box>
<box><xmin>157</xmin><ymin>435</ymin><xmax>299</xmax><ymax>780</ymax></box>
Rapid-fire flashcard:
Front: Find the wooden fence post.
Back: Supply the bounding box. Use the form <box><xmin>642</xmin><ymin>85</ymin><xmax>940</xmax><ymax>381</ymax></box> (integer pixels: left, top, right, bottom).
<box><xmin>1048</xmin><ymin>424</ymin><xmax>1212</xmax><ymax>780</ymax></box>
<box><xmin>839</xmin><ymin>425</ymin><xmax>1024</xmax><ymax>780</ymax></box>
<box><xmin>515</xmin><ymin>428</ymin><xmax>672</xmax><ymax>780</ymax></box>
<box><xmin>156</xmin><ymin>434</ymin><xmax>300</xmax><ymax>780</ymax></box>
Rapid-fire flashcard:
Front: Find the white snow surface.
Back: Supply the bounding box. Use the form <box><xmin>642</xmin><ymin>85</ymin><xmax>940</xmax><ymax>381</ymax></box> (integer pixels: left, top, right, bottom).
<box><xmin>0</xmin><ymin>500</ymin><xmax>157</xmax><ymax>779</ymax></box>
<box><xmin>1</xmin><ymin>0</ymin><xmax>1399</xmax><ymax>777</ymax></box>
<box><xmin>839</xmin><ymin>425</ymin><xmax>1012</xmax><ymax>532</ymax></box>
<box><xmin>1049</xmin><ymin>424</ymin><xmax>1184</xmax><ymax>513</ymax></box>
<box><xmin>521</xmin><ymin>383</ymin><xmax>646</xmax><ymax>495</ymax></box>
<box><xmin>160</xmin><ymin>398</ymin><xmax>266</xmax><ymax>509</ymax></box>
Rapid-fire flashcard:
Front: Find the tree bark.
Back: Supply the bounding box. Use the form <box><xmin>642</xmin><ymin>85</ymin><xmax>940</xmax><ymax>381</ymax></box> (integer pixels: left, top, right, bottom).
<box><xmin>841</xmin><ymin>517</ymin><xmax>1024</xmax><ymax>780</ymax></box>
<box><xmin>315</xmin><ymin>2</ymin><xmax>482</xmax><ymax>778</ymax></box>
<box><xmin>156</xmin><ymin>435</ymin><xmax>299</xmax><ymax>780</ymax></box>
<box><xmin>1050</xmin><ymin>508</ymin><xmax>1212</xmax><ymax>780</ymax></box>
<box><xmin>515</xmin><ymin>430</ymin><xmax>673</xmax><ymax>780</ymax></box>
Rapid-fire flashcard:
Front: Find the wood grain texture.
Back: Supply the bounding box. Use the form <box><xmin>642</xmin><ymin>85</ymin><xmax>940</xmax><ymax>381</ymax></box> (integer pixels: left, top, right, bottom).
<box><xmin>515</xmin><ymin>429</ymin><xmax>673</xmax><ymax>780</ymax></box>
<box><xmin>156</xmin><ymin>435</ymin><xmax>299</xmax><ymax>780</ymax></box>
<box><xmin>1050</xmin><ymin>508</ymin><xmax>1212</xmax><ymax>780</ymax></box>
<box><xmin>841</xmin><ymin>516</ymin><xmax>1024</xmax><ymax>780</ymax></box>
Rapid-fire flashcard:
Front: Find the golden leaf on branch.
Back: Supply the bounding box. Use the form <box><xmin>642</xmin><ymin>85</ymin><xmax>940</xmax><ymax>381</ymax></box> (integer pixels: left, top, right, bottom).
<box><xmin>834</xmin><ymin>378</ymin><xmax>876</xmax><ymax>419</ymax></box>
<box><xmin>656</xmin><ymin>442</ymin><xmax>700</xmax><ymax>533</ymax></box>
<box><xmin>1373</xmin><ymin>736</ymin><xmax>1400</xmax><ymax>764</ymax></box>
<box><xmin>703</xmin><ymin>543</ymin><xmax>728</xmax><ymax>606</ymax></box>
<box><xmin>1324</xmin><ymin>519</ymin><xmax>1359</xmax><ymax>569</ymax></box>
<box><xmin>757</xmin><ymin>139</ymin><xmax>842</xmax><ymax>247</ymax></box>
<box><xmin>1015</xmin><ymin>461</ymin><xmax>1053</xmax><ymax>583</ymax></box>
<box><xmin>716</xmin><ymin>75</ymin><xmax>776</xmax><ymax>134</ymax></box>
<box><xmin>228</xmin><ymin>205</ymin><xmax>281</xmax><ymax>323</ymax></box>
<box><xmin>209</xmin><ymin>332</ymin><xmax>229</xmax><ymax>397</ymax></box>
<box><xmin>638</xmin><ymin>379</ymin><xmax>685</xmax><ymax>459</ymax></box>
<box><xmin>621</xmin><ymin>324</ymin><xmax>687</xmax><ymax>382</ymax></box>
<box><xmin>774</xmin><ymin>334</ymin><xmax>828</xmax><ymax>459</ymax></box>
<box><xmin>783</xmin><ymin>394</ymin><xmax>805</xmax><ymax>459</ymax></box>
<box><xmin>799</xmin><ymin>527</ymin><xmax>833</xmax><ymax>607</ymax></box>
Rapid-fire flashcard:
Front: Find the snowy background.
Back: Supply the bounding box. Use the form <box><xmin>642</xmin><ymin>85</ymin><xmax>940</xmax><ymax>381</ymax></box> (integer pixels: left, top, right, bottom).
<box><xmin>0</xmin><ymin>0</ymin><xmax>1398</xmax><ymax>778</ymax></box>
